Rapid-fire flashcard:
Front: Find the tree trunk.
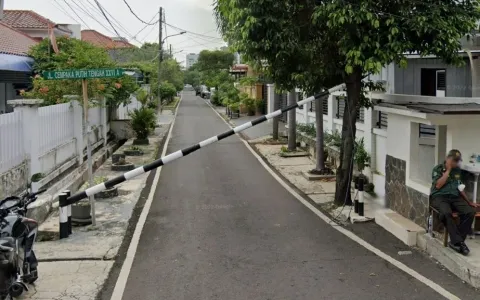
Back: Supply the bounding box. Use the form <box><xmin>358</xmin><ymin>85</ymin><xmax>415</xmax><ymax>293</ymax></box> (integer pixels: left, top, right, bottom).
<box><xmin>272</xmin><ymin>92</ymin><xmax>279</xmax><ymax>140</ymax></box>
<box><xmin>287</xmin><ymin>90</ymin><xmax>297</xmax><ymax>151</ymax></box>
<box><xmin>334</xmin><ymin>69</ymin><xmax>362</xmax><ymax>206</ymax></box>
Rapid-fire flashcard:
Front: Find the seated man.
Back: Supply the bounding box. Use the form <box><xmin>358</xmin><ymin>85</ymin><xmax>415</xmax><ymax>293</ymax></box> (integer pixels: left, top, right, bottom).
<box><xmin>431</xmin><ymin>149</ymin><xmax>476</xmax><ymax>255</ymax></box>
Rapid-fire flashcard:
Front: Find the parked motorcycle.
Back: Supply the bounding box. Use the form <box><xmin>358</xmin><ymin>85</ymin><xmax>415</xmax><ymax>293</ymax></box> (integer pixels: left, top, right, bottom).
<box><xmin>0</xmin><ymin>188</ymin><xmax>45</xmax><ymax>299</ymax></box>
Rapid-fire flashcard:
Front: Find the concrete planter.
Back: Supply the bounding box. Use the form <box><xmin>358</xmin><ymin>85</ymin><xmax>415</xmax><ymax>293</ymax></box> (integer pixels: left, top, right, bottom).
<box><xmin>124</xmin><ymin>149</ymin><xmax>144</xmax><ymax>156</ymax></box>
<box><xmin>112</xmin><ymin>153</ymin><xmax>126</xmax><ymax>164</ymax></box>
<box><xmin>133</xmin><ymin>138</ymin><xmax>149</xmax><ymax>145</ymax></box>
<box><xmin>95</xmin><ymin>187</ymin><xmax>118</xmax><ymax>199</ymax></box>
<box><xmin>71</xmin><ymin>200</ymin><xmax>92</xmax><ymax>224</ymax></box>
<box><xmin>111</xmin><ymin>162</ymin><xmax>135</xmax><ymax>172</ymax></box>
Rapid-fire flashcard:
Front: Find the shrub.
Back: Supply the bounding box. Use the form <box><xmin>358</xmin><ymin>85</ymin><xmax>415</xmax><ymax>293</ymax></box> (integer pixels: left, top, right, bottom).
<box><xmin>129</xmin><ymin>107</ymin><xmax>156</xmax><ymax>140</ymax></box>
<box><xmin>354</xmin><ymin>138</ymin><xmax>370</xmax><ymax>172</ymax></box>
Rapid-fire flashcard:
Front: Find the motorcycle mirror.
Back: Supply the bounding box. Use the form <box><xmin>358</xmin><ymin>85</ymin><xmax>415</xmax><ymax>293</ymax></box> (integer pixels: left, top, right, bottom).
<box><xmin>11</xmin><ymin>219</ymin><xmax>28</xmax><ymax>239</ymax></box>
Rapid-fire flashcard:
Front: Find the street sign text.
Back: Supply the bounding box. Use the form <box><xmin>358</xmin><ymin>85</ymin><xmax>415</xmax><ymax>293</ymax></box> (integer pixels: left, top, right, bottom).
<box><xmin>43</xmin><ymin>68</ymin><xmax>124</xmax><ymax>80</ymax></box>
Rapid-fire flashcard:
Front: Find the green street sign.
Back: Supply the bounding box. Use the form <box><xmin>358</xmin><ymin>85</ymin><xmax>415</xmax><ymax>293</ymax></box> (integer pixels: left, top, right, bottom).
<box><xmin>42</xmin><ymin>68</ymin><xmax>124</xmax><ymax>80</ymax></box>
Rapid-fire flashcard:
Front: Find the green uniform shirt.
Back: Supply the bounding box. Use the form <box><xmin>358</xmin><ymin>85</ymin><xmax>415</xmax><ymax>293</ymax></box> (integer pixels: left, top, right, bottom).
<box><xmin>431</xmin><ymin>163</ymin><xmax>463</xmax><ymax>197</ymax></box>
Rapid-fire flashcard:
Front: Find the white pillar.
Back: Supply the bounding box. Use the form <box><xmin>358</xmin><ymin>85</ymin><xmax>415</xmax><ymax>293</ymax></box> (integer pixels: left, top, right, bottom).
<box><xmin>8</xmin><ymin>99</ymin><xmax>43</xmax><ymax>185</ymax></box>
<box><xmin>435</xmin><ymin>125</ymin><xmax>447</xmax><ymax>165</ymax></box>
<box><xmin>303</xmin><ymin>101</ymin><xmax>310</xmax><ymax>124</ymax></box>
<box><xmin>66</xmin><ymin>97</ymin><xmax>84</xmax><ymax>165</ymax></box>
<box><xmin>100</xmin><ymin>98</ymin><xmax>108</xmax><ymax>147</ymax></box>
<box><xmin>363</xmin><ymin>106</ymin><xmax>375</xmax><ymax>180</ymax></box>
<box><xmin>266</xmin><ymin>84</ymin><xmax>275</xmax><ymax>123</ymax></box>
<box><xmin>326</xmin><ymin>95</ymin><xmax>335</xmax><ymax>132</ymax></box>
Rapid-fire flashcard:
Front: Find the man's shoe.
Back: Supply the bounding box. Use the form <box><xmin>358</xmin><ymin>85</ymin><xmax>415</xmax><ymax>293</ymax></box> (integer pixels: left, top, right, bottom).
<box><xmin>459</xmin><ymin>242</ymin><xmax>470</xmax><ymax>256</ymax></box>
<box><xmin>448</xmin><ymin>242</ymin><xmax>462</xmax><ymax>253</ymax></box>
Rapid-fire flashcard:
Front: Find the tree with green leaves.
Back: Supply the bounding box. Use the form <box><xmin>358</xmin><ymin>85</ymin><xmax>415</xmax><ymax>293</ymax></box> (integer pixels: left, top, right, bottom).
<box><xmin>215</xmin><ymin>0</ymin><xmax>480</xmax><ymax>205</ymax></box>
<box><xmin>26</xmin><ymin>36</ymin><xmax>138</xmax><ymax>107</ymax></box>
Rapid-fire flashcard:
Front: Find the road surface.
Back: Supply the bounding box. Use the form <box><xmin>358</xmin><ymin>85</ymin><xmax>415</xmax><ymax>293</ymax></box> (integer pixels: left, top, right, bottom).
<box><xmin>115</xmin><ymin>92</ymin><xmax>474</xmax><ymax>300</ymax></box>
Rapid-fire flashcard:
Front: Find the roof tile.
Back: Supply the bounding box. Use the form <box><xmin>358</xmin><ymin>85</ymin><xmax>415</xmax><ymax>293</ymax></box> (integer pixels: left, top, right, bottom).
<box><xmin>0</xmin><ymin>21</ymin><xmax>38</xmax><ymax>56</ymax></box>
<box><xmin>2</xmin><ymin>10</ymin><xmax>72</xmax><ymax>33</ymax></box>
<box><xmin>81</xmin><ymin>30</ymin><xmax>134</xmax><ymax>49</ymax></box>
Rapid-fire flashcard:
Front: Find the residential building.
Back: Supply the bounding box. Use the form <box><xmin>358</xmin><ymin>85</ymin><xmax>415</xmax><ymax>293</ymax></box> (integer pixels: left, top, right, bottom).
<box><xmin>186</xmin><ymin>53</ymin><xmax>199</xmax><ymax>69</ymax></box>
<box><xmin>234</xmin><ymin>52</ymin><xmax>241</xmax><ymax>64</ymax></box>
<box><xmin>0</xmin><ymin>21</ymin><xmax>38</xmax><ymax>114</ymax></box>
<box><xmin>81</xmin><ymin>29</ymin><xmax>135</xmax><ymax>62</ymax></box>
<box><xmin>1</xmin><ymin>10</ymin><xmax>74</xmax><ymax>40</ymax></box>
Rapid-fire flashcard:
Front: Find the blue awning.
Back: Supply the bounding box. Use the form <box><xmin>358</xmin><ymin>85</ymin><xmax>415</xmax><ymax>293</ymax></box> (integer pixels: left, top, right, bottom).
<box><xmin>0</xmin><ymin>53</ymin><xmax>33</xmax><ymax>72</ymax></box>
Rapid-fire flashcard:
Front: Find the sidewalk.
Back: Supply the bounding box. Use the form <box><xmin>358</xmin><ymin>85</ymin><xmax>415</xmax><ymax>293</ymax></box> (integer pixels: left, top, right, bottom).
<box><xmin>249</xmin><ymin>138</ymin><xmax>480</xmax><ymax>291</ymax></box>
<box><xmin>213</xmin><ymin>105</ymin><xmax>285</xmax><ymax>140</ymax></box>
<box><xmin>20</xmin><ymin>111</ymin><xmax>173</xmax><ymax>300</ymax></box>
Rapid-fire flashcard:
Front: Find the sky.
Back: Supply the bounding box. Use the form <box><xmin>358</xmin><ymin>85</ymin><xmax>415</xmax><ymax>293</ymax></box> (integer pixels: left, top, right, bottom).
<box><xmin>4</xmin><ymin>0</ymin><xmax>226</xmax><ymax>65</ymax></box>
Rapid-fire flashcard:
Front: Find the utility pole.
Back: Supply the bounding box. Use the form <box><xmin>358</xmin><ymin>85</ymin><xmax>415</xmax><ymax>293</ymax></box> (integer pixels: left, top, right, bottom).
<box><xmin>158</xmin><ymin>7</ymin><xmax>163</xmax><ymax>110</ymax></box>
<box><xmin>170</xmin><ymin>44</ymin><xmax>172</xmax><ymax>57</ymax></box>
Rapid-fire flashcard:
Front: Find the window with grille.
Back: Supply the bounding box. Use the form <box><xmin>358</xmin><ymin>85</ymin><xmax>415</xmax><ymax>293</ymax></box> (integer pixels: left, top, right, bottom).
<box><xmin>356</xmin><ymin>107</ymin><xmax>365</xmax><ymax>123</ymax></box>
<box><xmin>376</xmin><ymin>111</ymin><xmax>388</xmax><ymax>129</ymax></box>
<box><xmin>336</xmin><ymin>97</ymin><xmax>346</xmax><ymax>119</ymax></box>
<box><xmin>419</xmin><ymin>124</ymin><xmax>436</xmax><ymax>138</ymax></box>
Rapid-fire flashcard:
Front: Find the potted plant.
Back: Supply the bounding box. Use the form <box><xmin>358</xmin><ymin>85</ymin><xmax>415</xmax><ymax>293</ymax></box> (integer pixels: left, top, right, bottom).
<box><xmin>229</xmin><ymin>102</ymin><xmax>240</xmax><ymax>118</ymax></box>
<box><xmin>255</xmin><ymin>99</ymin><xmax>264</xmax><ymax>116</ymax></box>
<box><xmin>124</xmin><ymin>145</ymin><xmax>144</xmax><ymax>156</ymax></box>
<box><xmin>112</xmin><ymin>155</ymin><xmax>135</xmax><ymax>171</ymax></box>
<box><xmin>129</xmin><ymin>106</ymin><xmax>156</xmax><ymax>145</ymax></box>
<box><xmin>354</xmin><ymin>138</ymin><xmax>370</xmax><ymax>173</ymax></box>
<box><xmin>30</xmin><ymin>173</ymin><xmax>45</xmax><ymax>192</ymax></box>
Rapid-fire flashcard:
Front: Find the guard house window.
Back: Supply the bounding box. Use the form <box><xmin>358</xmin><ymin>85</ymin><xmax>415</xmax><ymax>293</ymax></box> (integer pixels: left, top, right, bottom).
<box><xmin>421</xmin><ymin>68</ymin><xmax>446</xmax><ymax>97</ymax></box>
<box><xmin>419</xmin><ymin>124</ymin><xmax>436</xmax><ymax>138</ymax></box>
<box><xmin>376</xmin><ymin>111</ymin><xmax>388</xmax><ymax>129</ymax></box>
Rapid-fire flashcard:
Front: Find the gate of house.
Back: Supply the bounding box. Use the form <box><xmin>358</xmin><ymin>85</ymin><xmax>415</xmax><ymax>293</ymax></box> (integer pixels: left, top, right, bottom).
<box><xmin>278</xmin><ymin>93</ymin><xmax>287</xmax><ymax>122</ymax></box>
<box><xmin>262</xmin><ymin>84</ymin><xmax>268</xmax><ymax>114</ymax></box>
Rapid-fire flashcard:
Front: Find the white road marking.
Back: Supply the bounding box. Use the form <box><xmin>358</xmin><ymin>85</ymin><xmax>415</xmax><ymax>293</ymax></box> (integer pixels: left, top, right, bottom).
<box><xmin>110</xmin><ymin>93</ymin><xmax>182</xmax><ymax>300</ymax></box>
<box><xmin>206</xmin><ymin>99</ymin><xmax>461</xmax><ymax>300</ymax></box>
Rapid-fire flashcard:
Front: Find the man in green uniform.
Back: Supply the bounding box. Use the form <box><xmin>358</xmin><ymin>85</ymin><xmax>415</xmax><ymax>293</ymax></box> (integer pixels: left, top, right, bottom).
<box><xmin>431</xmin><ymin>149</ymin><xmax>476</xmax><ymax>255</ymax></box>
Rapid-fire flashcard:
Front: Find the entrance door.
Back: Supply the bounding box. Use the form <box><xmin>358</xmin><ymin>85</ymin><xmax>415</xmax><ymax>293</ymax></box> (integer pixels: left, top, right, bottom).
<box><xmin>436</xmin><ymin>70</ymin><xmax>446</xmax><ymax>97</ymax></box>
<box><xmin>421</xmin><ymin>68</ymin><xmax>446</xmax><ymax>97</ymax></box>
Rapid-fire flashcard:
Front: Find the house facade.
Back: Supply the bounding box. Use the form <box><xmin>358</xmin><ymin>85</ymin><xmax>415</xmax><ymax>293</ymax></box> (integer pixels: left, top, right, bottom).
<box><xmin>81</xmin><ymin>29</ymin><xmax>135</xmax><ymax>61</ymax></box>
<box><xmin>1</xmin><ymin>10</ymin><xmax>76</xmax><ymax>40</ymax></box>
<box><xmin>0</xmin><ymin>21</ymin><xmax>38</xmax><ymax>114</ymax></box>
<box><xmin>277</xmin><ymin>53</ymin><xmax>480</xmax><ymax>229</ymax></box>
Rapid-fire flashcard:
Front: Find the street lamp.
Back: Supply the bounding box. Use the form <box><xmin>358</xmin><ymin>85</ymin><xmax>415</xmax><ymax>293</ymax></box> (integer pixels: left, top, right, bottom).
<box><xmin>158</xmin><ymin>31</ymin><xmax>186</xmax><ymax>111</ymax></box>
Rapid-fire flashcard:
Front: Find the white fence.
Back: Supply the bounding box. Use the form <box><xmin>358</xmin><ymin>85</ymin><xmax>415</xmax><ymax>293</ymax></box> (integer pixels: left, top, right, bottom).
<box><xmin>117</xmin><ymin>94</ymin><xmax>142</xmax><ymax>120</ymax></box>
<box><xmin>38</xmin><ymin>103</ymin><xmax>75</xmax><ymax>154</ymax></box>
<box><xmin>0</xmin><ymin>111</ymin><xmax>25</xmax><ymax>174</ymax></box>
<box><xmin>294</xmin><ymin>93</ymin><xmax>388</xmax><ymax>200</ymax></box>
<box><xmin>0</xmin><ymin>99</ymin><xmax>110</xmax><ymax>197</ymax></box>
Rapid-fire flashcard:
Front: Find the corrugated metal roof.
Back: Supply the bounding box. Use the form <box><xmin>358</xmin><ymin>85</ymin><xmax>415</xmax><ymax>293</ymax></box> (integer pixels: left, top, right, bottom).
<box><xmin>406</xmin><ymin>103</ymin><xmax>480</xmax><ymax>114</ymax></box>
<box><xmin>377</xmin><ymin>102</ymin><xmax>480</xmax><ymax>115</ymax></box>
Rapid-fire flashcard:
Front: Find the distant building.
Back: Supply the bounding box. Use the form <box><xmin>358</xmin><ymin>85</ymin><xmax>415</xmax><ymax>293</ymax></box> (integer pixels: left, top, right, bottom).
<box><xmin>234</xmin><ymin>52</ymin><xmax>241</xmax><ymax>64</ymax></box>
<box><xmin>186</xmin><ymin>53</ymin><xmax>199</xmax><ymax>69</ymax></box>
<box><xmin>81</xmin><ymin>30</ymin><xmax>135</xmax><ymax>62</ymax></box>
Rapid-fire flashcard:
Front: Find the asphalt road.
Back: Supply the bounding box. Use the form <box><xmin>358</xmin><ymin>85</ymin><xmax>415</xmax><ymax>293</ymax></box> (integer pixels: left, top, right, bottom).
<box><xmin>119</xmin><ymin>92</ymin><xmax>469</xmax><ymax>300</ymax></box>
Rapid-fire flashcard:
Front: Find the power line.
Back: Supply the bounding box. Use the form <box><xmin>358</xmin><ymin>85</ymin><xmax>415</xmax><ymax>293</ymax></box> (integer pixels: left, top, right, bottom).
<box><xmin>122</xmin><ymin>0</ymin><xmax>158</xmax><ymax>25</ymax></box>
<box><xmin>70</xmin><ymin>0</ymin><xmax>117</xmax><ymax>36</ymax></box>
<box><xmin>132</xmin><ymin>12</ymin><xmax>160</xmax><ymax>40</ymax></box>
<box><xmin>83</xmin><ymin>0</ymin><xmax>135</xmax><ymax>41</ymax></box>
<box><xmin>93</xmin><ymin>0</ymin><xmax>123</xmax><ymax>38</ymax></box>
<box><xmin>62</xmin><ymin>0</ymin><xmax>90</xmax><ymax>29</ymax></box>
<box><xmin>164</xmin><ymin>22</ymin><xmax>223</xmax><ymax>40</ymax></box>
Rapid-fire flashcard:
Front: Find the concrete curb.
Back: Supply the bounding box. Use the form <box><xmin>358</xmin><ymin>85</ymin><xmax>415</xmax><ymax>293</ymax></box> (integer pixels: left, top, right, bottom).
<box><xmin>417</xmin><ymin>234</ymin><xmax>480</xmax><ymax>288</ymax></box>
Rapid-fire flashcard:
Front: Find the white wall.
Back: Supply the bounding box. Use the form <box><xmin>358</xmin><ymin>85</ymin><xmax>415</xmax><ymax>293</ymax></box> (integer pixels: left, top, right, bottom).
<box><xmin>446</xmin><ymin>118</ymin><xmax>480</xmax><ymax>157</ymax></box>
